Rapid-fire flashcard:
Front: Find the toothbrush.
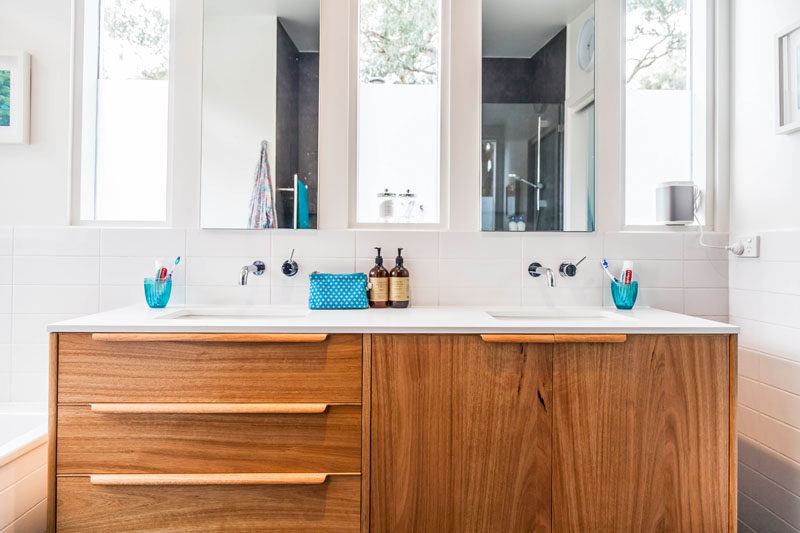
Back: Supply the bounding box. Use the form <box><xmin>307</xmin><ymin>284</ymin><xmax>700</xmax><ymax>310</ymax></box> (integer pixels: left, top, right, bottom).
<box><xmin>167</xmin><ymin>256</ymin><xmax>181</xmax><ymax>279</ymax></box>
<box><xmin>600</xmin><ymin>259</ymin><xmax>618</xmax><ymax>283</ymax></box>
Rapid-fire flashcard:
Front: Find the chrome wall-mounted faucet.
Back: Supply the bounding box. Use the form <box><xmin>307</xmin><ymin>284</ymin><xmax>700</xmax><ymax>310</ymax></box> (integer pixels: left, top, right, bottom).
<box><xmin>239</xmin><ymin>260</ymin><xmax>265</xmax><ymax>285</ymax></box>
<box><xmin>528</xmin><ymin>262</ymin><xmax>556</xmax><ymax>287</ymax></box>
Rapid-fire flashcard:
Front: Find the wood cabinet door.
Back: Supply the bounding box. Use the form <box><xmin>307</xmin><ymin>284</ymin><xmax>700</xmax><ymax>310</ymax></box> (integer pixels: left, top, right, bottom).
<box><xmin>370</xmin><ymin>335</ymin><xmax>552</xmax><ymax>532</ymax></box>
<box><xmin>552</xmin><ymin>335</ymin><xmax>731</xmax><ymax>532</ymax></box>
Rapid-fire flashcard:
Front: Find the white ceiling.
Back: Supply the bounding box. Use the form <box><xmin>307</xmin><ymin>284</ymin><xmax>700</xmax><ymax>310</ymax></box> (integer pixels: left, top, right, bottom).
<box><xmin>483</xmin><ymin>0</ymin><xmax>593</xmax><ymax>58</ymax></box>
<box><xmin>204</xmin><ymin>0</ymin><xmax>320</xmax><ymax>52</ymax></box>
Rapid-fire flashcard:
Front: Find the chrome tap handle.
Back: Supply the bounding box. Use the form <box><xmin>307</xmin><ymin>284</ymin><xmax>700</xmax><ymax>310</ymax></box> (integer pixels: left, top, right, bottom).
<box><xmin>559</xmin><ymin>256</ymin><xmax>587</xmax><ymax>278</ymax></box>
<box><xmin>281</xmin><ymin>249</ymin><xmax>299</xmax><ymax>277</ymax></box>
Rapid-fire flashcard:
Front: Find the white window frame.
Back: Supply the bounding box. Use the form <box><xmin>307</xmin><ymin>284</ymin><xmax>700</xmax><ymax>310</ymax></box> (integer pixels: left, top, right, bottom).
<box><xmin>621</xmin><ymin>0</ymin><xmax>728</xmax><ymax>231</ymax></box>
<box><xmin>68</xmin><ymin>0</ymin><xmax>176</xmax><ymax>227</ymax></box>
<box><xmin>347</xmin><ymin>0</ymin><xmax>451</xmax><ymax>229</ymax></box>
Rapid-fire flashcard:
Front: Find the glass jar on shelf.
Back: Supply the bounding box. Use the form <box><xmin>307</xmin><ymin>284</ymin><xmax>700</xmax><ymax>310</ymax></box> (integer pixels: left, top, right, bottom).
<box><xmin>397</xmin><ymin>189</ymin><xmax>421</xmax><ymax>223</ymax></box>
<box><xmin>377</xmin><ymin>189</ymin><xmax>397</xmax><ymax>222</ymax></box>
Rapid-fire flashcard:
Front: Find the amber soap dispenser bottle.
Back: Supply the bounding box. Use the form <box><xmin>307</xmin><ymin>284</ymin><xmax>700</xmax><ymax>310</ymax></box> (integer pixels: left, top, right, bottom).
<box><xmin>368</xmin><ymin>247</ymin><xmax>389</xmax><ymax>308</ymax></box>
<box><xmin>389</xmin><ymin>248</ymin><xmax>410</xmax><ymax>308</ymax></box>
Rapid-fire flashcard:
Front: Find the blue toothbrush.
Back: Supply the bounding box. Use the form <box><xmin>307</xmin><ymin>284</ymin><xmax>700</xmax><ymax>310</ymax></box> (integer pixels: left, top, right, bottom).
<box><xmin>600</xmin><ymin>259</ymin><xmax>619</xmax><ymax>283</ymax></box>
<box><xmin>167</xmin><ymin>256</ymin><xmax>181</xmax><ymax>278</ymax></box>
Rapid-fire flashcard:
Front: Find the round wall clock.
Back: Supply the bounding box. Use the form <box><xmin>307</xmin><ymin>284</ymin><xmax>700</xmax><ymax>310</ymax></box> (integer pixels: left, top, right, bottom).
<box><xmin>577</xmin><ymin>18</ymin><xmax>595</xmax><ymax>72</ymax></box>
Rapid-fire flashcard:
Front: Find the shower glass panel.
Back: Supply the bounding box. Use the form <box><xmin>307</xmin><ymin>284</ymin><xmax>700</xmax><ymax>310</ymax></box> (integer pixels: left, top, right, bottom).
<box><xmin>481</xmin><ymin>103</ymin><xmax>564</xmax><ymax>231</ymax></box>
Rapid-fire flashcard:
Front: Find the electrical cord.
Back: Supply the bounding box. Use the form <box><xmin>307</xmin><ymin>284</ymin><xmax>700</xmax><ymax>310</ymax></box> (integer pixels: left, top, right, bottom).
<box><xmin>693</xmin><ymin>187</ymin><xmax>743</xmax><ymax>255</ymax></box>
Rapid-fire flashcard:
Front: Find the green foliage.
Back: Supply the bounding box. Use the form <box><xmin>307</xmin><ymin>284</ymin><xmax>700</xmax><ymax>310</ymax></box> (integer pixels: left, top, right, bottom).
<box><xmin>102</xmin><ymin>0</ymin><xmax>169</xmax><ymax>80</ymax></box>
<box><xmin>0</xmin><ymin>70</ymin><xmax>10</xmax><ymax>127</ymax></box>
<box><xmin>626</xmin><ymin>0</ymin><xmax>687</xmax><ymax>90</ymax></box>
<box><xmin>359</xmin><ymin>0</ymin><xmax>439</xmax><ymax>85</ymax></box>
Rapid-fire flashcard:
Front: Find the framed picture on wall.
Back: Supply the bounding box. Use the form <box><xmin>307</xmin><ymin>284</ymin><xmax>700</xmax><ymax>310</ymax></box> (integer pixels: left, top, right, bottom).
<box><xmin>777</xmin><ymin>21</ymin><xmax>800</xmax><ymax>134</ymax></box>
<box><xmin>0</xmin><ymin>50</ymin><xmax>31</xmax><ymax>144</ymax></box>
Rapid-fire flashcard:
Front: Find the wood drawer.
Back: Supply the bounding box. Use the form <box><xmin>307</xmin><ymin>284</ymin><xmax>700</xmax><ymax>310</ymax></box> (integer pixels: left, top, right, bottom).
<box><xmin>56</xmin><ymin>333</ymin><xmax>362</xmax><ymax>403</ymax></box>
<box><xmin>56</xmin><ymin>404</ymin><xmax>362</xmax><ymax>474</ymax></box>
<box><xmin>56</xmin><ymin>474</ymin><xmax>360</xmax><ymax>532</ymax></box>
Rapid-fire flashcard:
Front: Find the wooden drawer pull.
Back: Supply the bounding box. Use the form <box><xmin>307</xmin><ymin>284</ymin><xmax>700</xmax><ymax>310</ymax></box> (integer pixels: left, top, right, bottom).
<box><xmin>554</xmin><ymin>334</ymin><xmax>627</xmax><ymax>343</ymax></box>
<box><xmin>89</xmin><ymin>403</ymin><xmax>333</xmax><ymax>415</ymax></box>
<box><xmin>481</xmin><ymin>334</ymin><xmax>627</xmax><ymax>343</ymax></box>
<box><xmin>91</xmin><ymin>333</ymin><xmax>328</xmax><ymax>343</ymax></box>
<box><xmin>88</xmin><ymin>473</ymin><xmax>354</xmax><ymax>486</ymax></box>
<box><xmin>481</xmin><ymin>334</ymin><xmax>555</xmax><ymax>343</ymax></box>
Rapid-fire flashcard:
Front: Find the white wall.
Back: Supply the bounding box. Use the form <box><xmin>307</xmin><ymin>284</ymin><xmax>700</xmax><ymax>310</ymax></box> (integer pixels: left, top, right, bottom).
<box><xmin>730</xmin><ymin>1</ymin><xmax>800</xmax><ymax>531</ymax></box>
<box><xmin>0</xmin><ymin>0</ymin><xmax>72</xmax><ymax>226</ymax></box>
<box><xmin>200</xmin><ymin>15</ymin><xmax>277</xmax><ymax>229</ymax></box>
<box><xmin>731</xmin><ymin>1</ymin><xmax>800</xmax><ymax>234</ymax></box>
<box><xmin>565</xmin><ymin>5</ymin><xmax>594</xmax><ymax>110</ymax></box>
<box><xmin>562</xmin><ymin>6</ymin><xmax>594</xmax><ymax>231</ymax></box>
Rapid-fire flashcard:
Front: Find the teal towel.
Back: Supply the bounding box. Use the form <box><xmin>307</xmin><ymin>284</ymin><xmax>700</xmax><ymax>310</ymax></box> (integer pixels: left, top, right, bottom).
<box><xmin>297</xmin><ymin>180</ymin><xmax>310</xmax><ymax>229</ymax></box>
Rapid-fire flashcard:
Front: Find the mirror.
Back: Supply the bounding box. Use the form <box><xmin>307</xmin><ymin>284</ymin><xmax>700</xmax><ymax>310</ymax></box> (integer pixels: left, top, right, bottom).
<box><xmin>201</xmin><ymin>0</ymin><xmax>320</xmax><ymax>229</ymax></box>
<box><xmin>481</xmin><ymin>0</ymin><xmax>595</xmax><ymax>232</ymax></box>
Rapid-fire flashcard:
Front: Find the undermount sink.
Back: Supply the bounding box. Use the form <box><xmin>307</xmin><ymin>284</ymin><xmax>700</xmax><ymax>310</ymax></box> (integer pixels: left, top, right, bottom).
<box><xmin>157</xmin><ymin>306</ymin><xmax>309</xmax><ymax>320</ymax></box>
<box><xmin>486</xmin><ymin>308</ymin><xmax>635</xmax><ymax>321</ymax></box>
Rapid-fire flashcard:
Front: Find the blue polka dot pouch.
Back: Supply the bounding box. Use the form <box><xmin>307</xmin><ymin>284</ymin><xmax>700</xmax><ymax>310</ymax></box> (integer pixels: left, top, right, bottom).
<box><xmin>308</xmin><ymin>272</ymin><xmax>369</xmax><ymax>310</ymax></box>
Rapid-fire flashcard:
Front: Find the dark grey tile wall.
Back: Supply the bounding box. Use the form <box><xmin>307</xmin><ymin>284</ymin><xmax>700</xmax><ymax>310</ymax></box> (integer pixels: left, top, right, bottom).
<box><xmin>275</xmin><ymin>20</ymin><xmax>300</xmax><ymax>229</ymax></box>
<box><xmin>482</xmin><ymin>57</ymin><xmax>536</xmax><ymax>103</ymax></box>
<box><xmin>298</xmin><ymin>52</ymin><xmax>319</xmax><ymax>227</ymax></box>
<box><xmin>482</xmin><ymin>28</ymin><xmax>566</xmax><ymax>104</ymax></box>
<box><xmin>528</xmin><ymin>28</ymin><xmax>566</xmax><ymax>103</ymax></box>
<box><xmin>275</xmin><ymin>21</ymin><xmax>318</xmax><ymax>229</ymax></box>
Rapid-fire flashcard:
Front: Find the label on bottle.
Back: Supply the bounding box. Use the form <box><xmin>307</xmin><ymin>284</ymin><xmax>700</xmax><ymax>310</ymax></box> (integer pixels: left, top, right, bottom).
<box><xmin>369</xmin><ymin>277</ymin><xmax>389</xmax><ymax>302</ymax></box>
<box><xmin>389</xmin><ymin>277</ymin><xmax>409</xmax><ymax>302</ymax></box>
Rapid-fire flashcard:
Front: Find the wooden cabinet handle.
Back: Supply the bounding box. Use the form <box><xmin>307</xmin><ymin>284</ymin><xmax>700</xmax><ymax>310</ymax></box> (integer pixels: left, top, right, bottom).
<box><xmin>481</xmin><ymin>334</ymin><xmax>555</xmax><ymax>343</ymax></box>
<box><xmin>481</xmin><ymin>334</ymin><xmax>627</xmax><ymax>343</ymax></box>
<box><xmin>88</xmin><ymin>473</ymin><xmax>357</xmax><ymax>486</ymax></box>
<box><xmin>554</xmin><ymin>334</ymin><xmax>627</xmax><ymax>343</ymax></box>
<box><xmin>89</xmin><ymin>403</ymin><xmax>334</xmax><ymax>415</ymax></box>
<box><xmin>91</xmin><ymin>333</ymin><xmax>328</xmax><ymax>343</ymax></box>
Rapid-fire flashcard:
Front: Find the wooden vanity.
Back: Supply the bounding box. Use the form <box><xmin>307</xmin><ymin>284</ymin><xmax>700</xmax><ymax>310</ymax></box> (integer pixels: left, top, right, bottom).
<box><xmin>47</xmin><ymin>330</ymin><xmax>736</xmax><ymax>532</ymax></box>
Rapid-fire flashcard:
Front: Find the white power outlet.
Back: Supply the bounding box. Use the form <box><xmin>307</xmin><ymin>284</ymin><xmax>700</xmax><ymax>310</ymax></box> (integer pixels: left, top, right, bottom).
<box><xmin>733</xmin><ymin>234</ymin><xmax>760</xmax><ymax>258</ymax></box>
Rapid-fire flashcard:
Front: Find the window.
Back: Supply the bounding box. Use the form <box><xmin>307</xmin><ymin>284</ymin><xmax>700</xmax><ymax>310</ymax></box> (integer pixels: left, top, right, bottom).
<box><xmin>76</xmin><ymin>0</ymin><xmax>171</xmax><ymax>223</ymax></box>
<box><xmin>624</xmin><ymin>0</ymin><xmax>710</xmax><ymax>226</ymax></box>
<box><xmin>354</xmin><ymin>0</ymin><xmax>443</xmax><ymax>225</ymax></box>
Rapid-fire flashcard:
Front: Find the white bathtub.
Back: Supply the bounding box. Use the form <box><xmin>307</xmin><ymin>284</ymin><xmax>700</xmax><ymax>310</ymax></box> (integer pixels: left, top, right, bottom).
<box><xmin>0</xmin><ymin>405</ymin><xmax>48</xmax><ymax>533</ymax></box>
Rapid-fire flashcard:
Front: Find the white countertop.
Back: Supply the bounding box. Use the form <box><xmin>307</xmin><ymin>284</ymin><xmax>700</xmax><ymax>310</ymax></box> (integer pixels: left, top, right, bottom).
<box><xmin>48</xmin><ymin>305</ymin><xmax>739</xmax><ymax>335</ymax></box>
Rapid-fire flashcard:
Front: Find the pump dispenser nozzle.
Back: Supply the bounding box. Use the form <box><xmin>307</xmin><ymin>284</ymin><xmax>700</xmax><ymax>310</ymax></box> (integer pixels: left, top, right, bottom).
<box><xmin>374</xmin><ymin>247</ymin><xmax>383</xmax><ymax>266</ymax></box>
<box><xmin>395</xmin><ymin>248</ymin><xmax>404</xmax><ymax>266</ymax></box>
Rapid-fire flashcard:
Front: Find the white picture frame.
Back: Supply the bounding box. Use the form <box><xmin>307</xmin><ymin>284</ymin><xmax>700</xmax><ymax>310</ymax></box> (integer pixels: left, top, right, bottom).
<box><xmin>0</xmin><ymin>50</ymin><xmax>31</xmax><ymax>144</ymax></box>
<box><xmin>777</xmin><ymin>21</ymin><xmax>800</xmax><ymax>135</ymax></box>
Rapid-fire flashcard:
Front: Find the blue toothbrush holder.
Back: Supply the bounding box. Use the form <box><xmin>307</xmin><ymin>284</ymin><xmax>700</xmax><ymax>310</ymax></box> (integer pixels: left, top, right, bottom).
<box><xmin>144</xmin><ymin>277</ymin><xmax>172</xmax><ymax>308</ymax></box>
<box><xmin>611</xmin><ymin>281</ymin><xmax>638</xmax><ymax>310</ymax></box>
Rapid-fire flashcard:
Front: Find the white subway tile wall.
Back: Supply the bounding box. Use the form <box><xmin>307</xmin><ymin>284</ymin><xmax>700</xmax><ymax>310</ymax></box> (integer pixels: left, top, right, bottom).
<box><xmin>0</xmin><ymin>227</ymin><xmax>729</xmax><ymax>402</ymax></box>
<box><xmin>731</xmin><ymin>229</ymin><xmax>800</xmax><ymax>532</ymax></box>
